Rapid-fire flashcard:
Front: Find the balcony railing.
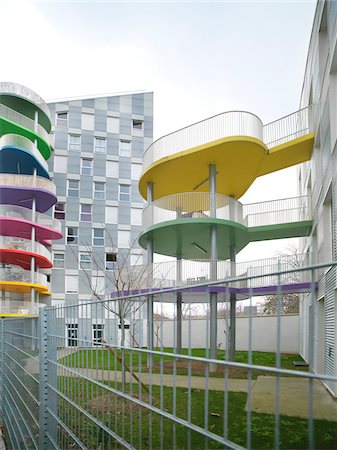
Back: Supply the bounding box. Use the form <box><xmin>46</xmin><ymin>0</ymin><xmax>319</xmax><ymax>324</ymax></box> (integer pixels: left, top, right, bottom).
<box><xmin>0</xmin><ymin>134</ymin><xmax>49</xmax><ymax>171</ymax></box>
<box><xmin>0</xmin><ymin>205</ymin><xmax>61</xmax><ymax>233</ymax></box>
<box><xmin>0</xmin><ymin>173</ymin><xmax>56</xmax><ymax>194</ymax></box>
<box><xmin>0</xmin><ymin>236</ymin><xmax>52</xmax><ymax>262</ymax></box>
<box><xmin>142</xmin><ymin>193</ymin><xmax>311</xmax><ymax>229</ymax></box>
<box><xmin>142</xmin><ymin>107</ymin><xmax>312</xmax><ymax>172</ymax></box>
<box><xmin>142</xmin><ymin>111</ymin><xmax>263</xmax><ymax>171</ymax></box>
<box><xmin>0</xmin><ymin>267</ymin><xmax>49</xmax><ymax>288</ymax></box>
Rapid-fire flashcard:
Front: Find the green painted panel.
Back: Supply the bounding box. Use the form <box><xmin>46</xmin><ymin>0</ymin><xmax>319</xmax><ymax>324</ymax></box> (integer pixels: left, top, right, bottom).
<box><xmin>0</xmin><ymin>116</ymin><xmax>51</xmax><ymax>160</ymax></box>
<box><xmin>249</xmin><ymin>221</ymin><xmax>312</xmax><ymax>241</ymax></box>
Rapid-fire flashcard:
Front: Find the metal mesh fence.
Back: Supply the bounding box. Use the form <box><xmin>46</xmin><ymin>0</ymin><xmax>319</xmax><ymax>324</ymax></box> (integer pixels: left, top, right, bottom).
<box><xmin>1</xmin><ymin>261</ymin><xmax>337</xmax><ymax>449</ymax></box>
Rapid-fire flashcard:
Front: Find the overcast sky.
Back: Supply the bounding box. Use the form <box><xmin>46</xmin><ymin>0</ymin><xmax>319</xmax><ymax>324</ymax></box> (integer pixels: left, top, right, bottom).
<box><xmin>2</xmin><ymin>0</ymin><xmax>317</xmax><ymax>259</ymax></box>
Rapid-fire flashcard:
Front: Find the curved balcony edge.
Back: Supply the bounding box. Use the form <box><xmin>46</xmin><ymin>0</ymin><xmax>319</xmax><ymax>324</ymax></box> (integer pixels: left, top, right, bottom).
<box><xmin>0</xmin><ymin>216</ymin><xmax>62</xmax><ymax>241</ymax></box>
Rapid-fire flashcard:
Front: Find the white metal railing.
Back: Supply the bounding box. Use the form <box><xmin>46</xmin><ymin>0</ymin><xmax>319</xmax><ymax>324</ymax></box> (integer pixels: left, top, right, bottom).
<box><xmin>0</xmin><ymin>134</ymin><xmax>49</xmax><ymax>171</ymax></box>
<box><xmin>0</xmin><ymin>205</ymin><xmax>61</xmax><ymax>233</ymax></box>
<box><xmin>110</xmin><ymin>253</ymin><xmax>313</xmax><ymax>294</ymax></box>
<box><xmin>143</xmin><ymin>193</ymin><xmax>311</xmax><ymax>229</ymax></box>
<box><xmin>142</xmin><ymin>111</ymin><xmax>263</xmax><ymax>171</ymax></box>
<box><xmin>263</xmin><ymin>106</ymin><xmax>312</xmax><ymax>149</ymax></box>
<box><xmin>0</xmin><ymin>173</ymin><xmax>56</xmax><ymax>194</ymax></box>
<box><xmin>142</xmin><ymin>107</ymin><xmax>312</xmax><ymax>172</ymax></box>
<box><xmin>243</xmin><ymin>196</ymin><xmax>311</xmax><ymax>227</ymax></box>
<box><xmin>0</xmin><ymin>267</ymin><xmax>49</xmax><ymax>288</ymax></box>
<box><xmin>142</xmin><ymin>192</ymin><xmax>243</xmax><ymax>229</ymax></box>
<box><xmin>0</xmin><ymin>236</ymin><xmax>52</xmax><ymax>262</ymax></box>
<box><xmin>0</xmin><ymin>103</ymin><xmax>50</xmax><ymax>146</ymax></box>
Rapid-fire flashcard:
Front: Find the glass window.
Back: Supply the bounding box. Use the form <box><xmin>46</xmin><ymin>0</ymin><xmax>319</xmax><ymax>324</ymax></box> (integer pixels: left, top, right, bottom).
<box><xmin>65</xmin><ymin>275</ymin><xmax>78</xmax><ymax>293</ymax></box>
<box><xmin>93</xmin><ymin>324</ymin><xmax>104</xmax><ymax>344</ymax></box>
<box><xmin>93</xmin><ymin>228</ymin><xmax>104</xmax><ymax>246</ymax></box>
<box><xmin>79</xmin><ymin>253</ymin><xmax>91</xmax><ymax>269</ymax></box>
<box><xmin>57</xmin><ymin>112</ymin><xmax>68</xmax><ymax>126</ymax></box>
<box><xmin>106</xmin><ymin>253</ymin><xmax>117</xmax><ymax>270</ymax></box>
<box><xmin>67</xmin><ymin>227</ymin><xmax>78</xmax><ymax>245</ymax></box>
<box><xmin>54</xmin><ymin>202</ymin><xmax>65</xmax><ymax>220</ymax></box>
<box><xmin>81</xmin><ymin>158</ymin><xmax>92</xmax><ymax>176</ymax></box>
<box><xmin>80</xmin><ymin>204</ymin><xmax>92</xmax><ymax>221</ymax></box>
<box><xmin>119</xmin><ymin>184</ymin><xmax>130</xmax><ymax>201</ymax></box>
<box><xmin>94</xmin><ymin>137</ymin><xmax>107</xmax><ymax>153</ymax></box>
<box><xmin>119</xmin><ymin>140</ymin><xmax>131</xmax><ymax>157</ymax></box>
<box><xmin>132</xmin><ymin>119</ymin><xmax>143</xmax><ymax>130</ymax></box>
<box><xmin>67</xmin><ymin>180</ymin><xmax>79</xmax><ymax>197</ymax></box>
<box><xmin>53</xmin><ymin>252</ymin><xmax>65</xmax><ymax>268</ymax></box>
<box><xmin>69</xmin><ymin>134</ymin><xmax>81</xmax><ymax>151</ymax></box>
<box><xmin>94</xmin><ymin>182</ymin><xmax>105</xmax><ymax>199</ymax></box>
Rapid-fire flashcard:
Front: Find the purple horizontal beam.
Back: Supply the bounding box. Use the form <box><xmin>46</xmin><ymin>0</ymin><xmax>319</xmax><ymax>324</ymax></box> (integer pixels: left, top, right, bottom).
<box><xmin>0</xmin><ymin>186</ymin><xmax>56</xmax><ymax>213</ymax></box>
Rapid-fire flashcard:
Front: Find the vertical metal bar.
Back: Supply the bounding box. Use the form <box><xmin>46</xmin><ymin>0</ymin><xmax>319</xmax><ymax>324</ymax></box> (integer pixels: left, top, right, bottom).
<box><xmin>39</xmin><ymin>308</ymin><xmax>48</xmax><ymax>450</ymax></box>
<box><xmin>308</xmin><ymin>262</ymin><xmax>316</xmax><ymax>449</ymax></box>
<box><xmin>274</xmin><ymin>259</ymin><xmax>282</xmax><ymax>450</ymax></box>
<box><xmin>246</xmin><ymin>268</ymin><xmax>253</xmax><ymax>450</ymax></box>
<box><xmin>147</xmin><ymin>182</ymin><xmax>154</xmax><ymax>369</ymax></box>
<box><xmin>176</xmin><ymin>257</ymin><xmax>182</xmax><ymax>355</ymax></box>
<box><xmin>229</xmin><ymin>247</ymin><xmax>236</xmax><ymax>361</ymax></box>
<box><xmin>209</xmin><ymin>164</ymin><xmax>218</xmax><ymax>371</ymax></box>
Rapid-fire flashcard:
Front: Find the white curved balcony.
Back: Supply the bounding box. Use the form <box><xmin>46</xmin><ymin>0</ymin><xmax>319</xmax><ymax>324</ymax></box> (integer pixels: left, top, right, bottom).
<box><xmin>0</xmin><ymin>267</ymin><xmax>49</xmax><ymax>288</ymax></box>
<box><xmin>0</xmin><ymin>134</ymin><xmax>49</xmax><ymax>171</ymax></box>
<box><xmin>0</xmin><ymin>103</ymin><xmax>50</xmax><ymax>145</ymax></box>
<box><xmin>0</xmin><ymin>236</ymin><xmax>51</xmax><ymax>262</ymax></box>
<box><xmin>143</xmin><ymin>192</ymin><xmax>243</xmax><ymax>229</ymax></box>
<box><xmin>143</xmin><ymin>111</ymin><xmax>263</xmax><ymax>171</ymax></box>
<box><xmin>0</xmin><ymin>173</ymin><xmax>56</xmax><ymax>194</ymax></box>
<box><xmin>0</xmin><ymin>205</ymin><xmax>61</xmax><ymax>233</ymax></box>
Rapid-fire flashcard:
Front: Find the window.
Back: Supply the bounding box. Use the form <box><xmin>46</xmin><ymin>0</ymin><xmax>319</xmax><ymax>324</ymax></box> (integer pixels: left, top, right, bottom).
<box><xmin>94</xmin><ymin>182</ymin><xmax>105</xmax><ymax>199</ymax></box>
<box><xmin>93</xmin><ymin>228</ymin><xmax>104</xmax><ymax>246</ymax></box>
<box><xmin>131</xmin><ymin>208</ymin><xmax>142</xmax><ymax>226</ymax></box>
<box><xmin>81</xmin><ymin>113</ymin><xmax>94</xmax><ymax>130</ymax></box>
<box><xmin>65</xmin><ymin>275</ymin><xmax>78</xmax><ymax>293</ymax></box>
<box><xmin>130</xmin><ymin>252</ymin><xmax>143</xmax><ymax>266</ymax></box>
<box><xmin>81</xmin><ymin>158</ymin><xmax>92</xmax><ymax>176</ymax></box>
<box><xmin>93</xmin><ymin>324</ymin><xmax>104</xmax><ymax>345</ymax></box>
<box><xmin>53</xmin><ymin>252</ymin><xmax>65</xmax><ymax>268</ymax></box>
<box><xmin>54</xmin><ymin>202</ymin><xmax>65</xmax><ymax>220</ymax></box>
<box><xmin>106</xmin><ymin>206</ymin><xmax>118</xmax><ymax>224</ymax></box>
<box><xmin>94</xmin><ymin>137</ymin><xmax>107</xmax><ymax>153</ymax></box>
<box><xmin>80</xmin><ymin>204</ymin><xmax>92</xmax><ymax>221</ymax></box>
<box><xmin>69</xmin><ymin>134</ymin><xmax>81</xmax><ymax>151</ymax></box>
<box><xmin>56</xmin><ymin>112</ymin><xmax>68</xmax><ymax>127</ymax></box>
<box><xmin>118</xmin><ymin>230</ymin><xmax>130</xmax><ymax>248</ymax></box>
<box><xmin>67</xmin><ymin>227</ymin><xmax>78</xmax><ymax>245</ymax></box>
<box><xmin>67</xmin><ymin>180</ymin><xmax>79</xmax><ymax>197</ymax></box>
<box><xmin>107</xmin><ymin>116</ymin><xmax>119</xmax><ymax>133</ymax></box>
<box><xmin>79</xmin><ymin>253</ymin><xmax>91</xmax><ymax>269</ymax></box>
<box><xmin>131</xmin><ymin>163</ymin><xmax>142</xmax><ymax>180</ymax></box>
<box><xmin>119</xmin><ymin>140</ymin><xmax>131</xmax><ymax>157</ymax></box>
<box><xmin>119</xmin><ymin>184</ymin><xmax>130</xmax><ymax>201</ymax></box>
<box><xmin>106</xmin><ymin>253</ymin><xmax>117</xmax><ymax>270</ymax></box>
<box><xmin>92</xmin><ymin>276</ymin><xmax>105</xmax><ymax>295</ymax></box>
<box><xmin>106</xmin><ymin>160</ymin><xmax>118</xmax><ymax>178</ymax></box>
<box><xmin>54</xmin><ymin>155</ymin><xmax>67</xmax><ymax>173</ymax></box>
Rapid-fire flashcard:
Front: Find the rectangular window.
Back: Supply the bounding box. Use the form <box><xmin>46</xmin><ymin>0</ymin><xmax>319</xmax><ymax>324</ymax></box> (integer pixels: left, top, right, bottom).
<box><xmin>118</xmin><ymin>230</ymin><xmax>130</xmax><ymax>248</ymax></box>
<box><xmin>131</xmin><ymin>163</ymin><xmax>142</xmax><ymax>180</ymax></box>
<box><xmin>92</xmin><ymin>276</ymin><xmax>105</xmax><ymax>296</ymax></box>
<box><xmin>106</xmin><ymin>253</ymin><xmax>117</xmax><ymax>270</ymax></box>
<box><xmin>65</xmin><ymin>275</ymin><xmax>78</xmax><ymax>293</ymax></box>
<box><xmin>93</xmin><ymin>324</ymin><xmax>104</xmax><ymax>345</ymax></box>
<box><xmin>119</xmin><ymin>184</ymin><xmax>130</xmax><ymax>201</ymax></box>
<box><xmin>54</xmin><ymin>155</ymin><xmax>67</xmax><ymax>173</ymax></box>
<box><xmin>94</xmin><ymin>182</ymin><xmax>105</xmax><ymax>199</ymax></box>
<box><xmin>69</xmin><ymin>134</ymin><xmax>81</xmax><ymax>151</ymax></box>
<box><xmin>94</xmin><ymin>137</ymin><xmax>107</xmax><ymax>153</ymax></box>
<box><xmin>54</xmin><ymin>202</ymin><xmax>65</xmax><ymax>220</ymax></box>
<box><xmin>93</xmin><ymin>228</ymin><xmax>104</xmax><ymax>246</ymax></box>
<box><xmin>106</xmin><ymin>160</ymin><xmax>118</xmax><ymax>178</ymax></box>
<box><xmin>119</xmin><ymin>140</ymin><xmax>131</xmax><ymax>157</ymax></box>
<box><xmin>107</xmin><ymin>116</ymin><xmax>119</xmax><ymax>133</ymax></box>
<box><xmin>106</xmin><ymin>206</ymin><xmax>118</xmax><ymax>224</ymax></box>
<box><xmin>67</xmin><ymin>180</ymin><xmax>79</xmax><ymax>197</ymax></box>
<box><xmin>81</xmin><ymin>158</ymin><xmax>93</xmax><ymax>176</ymax></box>
<box><xmin>131</xmin><ymin>208</ymin><xmax>142</xmax><ymax>226</ymax></box>
<box><xmin>53</xmin><ymin>252</ymin><xmax>65</xmax><ymax>269</ymax></box>
<box><xmin>80</xmin><ymin>204</ymin><xmax>92</xmax><ymax>221</ymax></box>
<box><xmin>56</xmin><ymin>112</ymin><xmax>68</xmax><ymax>127</ymax></box>
<box><xmin>132</xmin><ymin>119</ymin><xmax>143</xmax><ymax>130</ymax></box>
<box><xmin>130</xmin><ymin>252</ymin><xmax>143</xmax><ymax>266</ymax></box>
<box><xmin>67</xmin><ymin>227</ymin><xmax>78</xmax><ymax>245</ymax></box>
<box><xmin>79</xmin><ymin>253</ymin><xmax>91</xmax><ymax>269</ymax></box>
<box><xmin>81</xmin><ymin>113</ymin><xmax>94</xmax><ymax>130</ymax></box>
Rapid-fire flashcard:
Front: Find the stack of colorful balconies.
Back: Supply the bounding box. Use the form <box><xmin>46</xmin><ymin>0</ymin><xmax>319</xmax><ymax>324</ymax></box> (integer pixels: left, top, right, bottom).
<box><xmin>0</xmin><ymin>82</ymin><xmax>62</xmax><ymax>316</ymax></box>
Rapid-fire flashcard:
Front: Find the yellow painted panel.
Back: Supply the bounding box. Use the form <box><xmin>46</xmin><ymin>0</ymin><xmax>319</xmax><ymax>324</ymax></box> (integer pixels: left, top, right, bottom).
<box><xmin>0</xmin><ymin>281</ymin><xmax>50</xmax><ymax>294</ymax></box>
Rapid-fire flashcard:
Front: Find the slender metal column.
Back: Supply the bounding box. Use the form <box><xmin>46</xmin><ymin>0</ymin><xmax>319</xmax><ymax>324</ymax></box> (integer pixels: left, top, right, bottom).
<box><xmin>229</xmin><ymin>246</ymin><xmax>236</xmax><ymax>361</ymax></box>
<box><xmin>209</xmin><ymin>164</ymin><xmax>218</xmax><ymax>371</ymax></box>
<box><xmin>176</xmin><ymin>257</ymin><xmax>182</xmax><ymax>355</ymax></box>
<box><xmin>147</xmin><ymin>183</ymin><xmax>154</xmax><ymax>367</ymax></box>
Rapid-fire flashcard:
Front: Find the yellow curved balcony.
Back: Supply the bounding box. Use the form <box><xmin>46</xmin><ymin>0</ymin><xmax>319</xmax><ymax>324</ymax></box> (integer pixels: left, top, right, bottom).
<box><xmin>0</xmin><ymin>267</ymin><xmax>50</xmax><ymax>294</ymax></box>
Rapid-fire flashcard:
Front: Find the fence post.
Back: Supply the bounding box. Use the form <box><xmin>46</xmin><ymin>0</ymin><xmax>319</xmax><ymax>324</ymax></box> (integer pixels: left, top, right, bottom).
<box><xmin>39</xmin><ymin>309</ymin><xmax>48</xmax><ymax>450</ymax></box>
<box><xmin>0</xmin><ymin>319</ymin><xmax>3</xmax><ymax>425</ymax></box>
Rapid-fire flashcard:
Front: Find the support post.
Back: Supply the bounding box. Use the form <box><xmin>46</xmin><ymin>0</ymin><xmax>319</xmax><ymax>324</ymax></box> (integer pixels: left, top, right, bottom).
<box><xmin>147</xmin><ymin>182</ymin><xmax>154</xmax><ymax>368</ymax></box>
<box><xmin>209</xmin><ymin>164</ymin><xmax>218</xmax><ymax>372</ymax></box>
<box><xmin>229</xmin><ymin>247</ymin><xmax>236</xmax><ymax>361</ymax></box>
<box><xmin>176</xmin><ymin>257</ymin><xmax>182</xmax><ymax>355</ymax></box>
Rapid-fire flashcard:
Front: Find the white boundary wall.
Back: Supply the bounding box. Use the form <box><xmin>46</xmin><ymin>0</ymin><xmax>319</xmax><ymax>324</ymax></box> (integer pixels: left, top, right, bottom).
<box><xmin>160</xmin><ymin>314</ymin><xmax>300</xmax><ymax>353</ymax></box>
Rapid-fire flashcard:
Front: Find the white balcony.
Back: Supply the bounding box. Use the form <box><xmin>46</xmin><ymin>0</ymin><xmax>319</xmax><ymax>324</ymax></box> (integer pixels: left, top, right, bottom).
<box><xmin>0</xmin><ymin>173</ymin><xmax>56</xmax><ymax>194</ymax></box>
<box><xmin>0</xmin><ymin>236</ymin><xmax>52</xmax><ymax>262</ymax></box>
<box><xmin>0</xmin><ymin>266</ymin><xmax>49</xmax><ymax>288</ymax></box>
<box><xmin>0</xmin><ymin>204</ymin><xmax>61</xmax><ymax>233</ymax></box>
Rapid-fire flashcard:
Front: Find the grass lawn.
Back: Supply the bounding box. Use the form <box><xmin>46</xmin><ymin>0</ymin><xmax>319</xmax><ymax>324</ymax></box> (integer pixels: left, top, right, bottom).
<box><xmin>59</xmin><ymin>376</ymin><xmax>337</xmax><ymax>449</ymax></box>
<box><xmin>60</xmin><ymin>348</ymin><xmax>308</xmax><ymax>379</ymax></box>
